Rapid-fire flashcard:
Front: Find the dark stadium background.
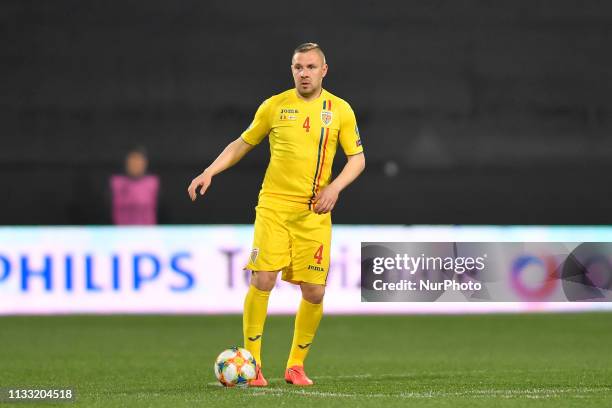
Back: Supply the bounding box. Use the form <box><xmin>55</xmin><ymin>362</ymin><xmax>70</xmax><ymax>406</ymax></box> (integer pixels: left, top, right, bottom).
<box><xmin>3</xmin><ymin>0</ymin><xmax>612</xmax><ymax>226</ymax></box>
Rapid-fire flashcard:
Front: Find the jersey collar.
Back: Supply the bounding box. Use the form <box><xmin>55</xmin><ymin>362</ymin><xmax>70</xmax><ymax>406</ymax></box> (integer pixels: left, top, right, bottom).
<box><xmin>293</xmin><ymin>88</ymin><xmax>326</xmax><ymax>105</ymax></box>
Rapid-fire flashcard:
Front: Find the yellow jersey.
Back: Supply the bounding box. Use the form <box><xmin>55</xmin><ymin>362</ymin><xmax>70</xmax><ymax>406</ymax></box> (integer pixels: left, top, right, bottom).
<box><xmin>241</xmin><ymin>88</ymin><xmax>364</xmax><ymax>211</ymax></box>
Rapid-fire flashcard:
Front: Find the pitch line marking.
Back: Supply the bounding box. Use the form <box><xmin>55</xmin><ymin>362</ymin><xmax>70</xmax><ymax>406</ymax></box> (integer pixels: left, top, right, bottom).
<box><xmin>208</xmin><ymin>366</ymin><xmax>589</xmax><ymax>388</ymax></box>
<box><xmin>250</xmin><ymin>386</ymin><xmax>612</xmax><ymax>399</ymax></box>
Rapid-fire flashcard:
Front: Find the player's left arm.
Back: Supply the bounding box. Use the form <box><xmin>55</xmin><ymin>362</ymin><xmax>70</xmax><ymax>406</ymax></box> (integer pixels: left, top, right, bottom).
<box><xmin>313</xmin><ymin>152</ymin><xmax>365</xmax><ymax>214</ymax></box>
<box><xmin>314</xmin><ymin>101</ymin><xmax>365</xmax><ymax>214</ymax></box>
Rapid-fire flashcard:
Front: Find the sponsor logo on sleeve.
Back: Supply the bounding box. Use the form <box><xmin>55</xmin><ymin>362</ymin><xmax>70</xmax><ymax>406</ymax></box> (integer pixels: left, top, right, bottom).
<box><xmin>250</xmin><ymin>248</ymin><xmax>259</xmax><ymax>264</ymax></box>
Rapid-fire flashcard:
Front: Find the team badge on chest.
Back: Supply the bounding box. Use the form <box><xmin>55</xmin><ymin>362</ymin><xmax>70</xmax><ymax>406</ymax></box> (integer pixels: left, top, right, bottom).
<box><xmin>320</xmin><ymin>110</ymin><xmax>333</xmax><ymax>127</ymax></box>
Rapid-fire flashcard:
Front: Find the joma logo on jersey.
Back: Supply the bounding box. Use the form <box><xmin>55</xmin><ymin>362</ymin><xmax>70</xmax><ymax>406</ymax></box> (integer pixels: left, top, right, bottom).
<box><xmin>308</xmin><ymin>265</ymin><xmax>324</xmax><ymax>272</ymax></box>
<box><xmin>280</xmin><ymin>108</ymin><xmax>298</xmax><ymax>121</ymax></box>
<box><xmin>321</xmin><ymin>110</ymin><xmax>333</xmax><ymax>126</ymax></box>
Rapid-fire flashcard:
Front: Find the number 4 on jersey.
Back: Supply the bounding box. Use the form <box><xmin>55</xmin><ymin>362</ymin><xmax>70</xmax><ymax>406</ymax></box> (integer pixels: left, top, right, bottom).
<box><xmin>303</xmin><ymin>116</ymin><xmax>310</xmax><ymax>132</ymax></box>
<box><xmin>314</xmin><ymin>244</ymin><xmax>323</xmax><ymax>264</ymax></box>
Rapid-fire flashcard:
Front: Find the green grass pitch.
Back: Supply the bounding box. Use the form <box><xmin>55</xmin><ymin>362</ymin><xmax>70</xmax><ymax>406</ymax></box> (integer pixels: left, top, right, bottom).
<box><xmin>1</xmin><ymin>313</ymin><xmax>611</xmax><ymax>407</ymax></box>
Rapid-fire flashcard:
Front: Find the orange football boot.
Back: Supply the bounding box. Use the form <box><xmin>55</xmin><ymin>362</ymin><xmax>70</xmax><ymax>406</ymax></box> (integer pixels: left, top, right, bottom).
<box><xmin>249</xmin><ymin>365</ymin><xmax>268</xmax><ymax>387</ymax></box>
<box><xmin>284</xmin><ymin>365</ymin><xmax>314</xmax><ymax>386</ymax></box>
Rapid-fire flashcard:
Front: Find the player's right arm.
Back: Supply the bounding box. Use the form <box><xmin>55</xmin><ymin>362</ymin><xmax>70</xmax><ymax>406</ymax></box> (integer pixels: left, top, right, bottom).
<box><xmin>188</xmin><ymin>138</ymin><xmax>255</xmax><ymax>201</ymax></box>
<box><xmin>188</xmin><ymin>98</ymin><xmax>272</xmax><ymax>201</ymax></box>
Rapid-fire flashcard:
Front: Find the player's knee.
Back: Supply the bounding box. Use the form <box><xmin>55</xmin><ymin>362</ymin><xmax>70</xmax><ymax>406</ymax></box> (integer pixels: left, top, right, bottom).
<box><xmin>251</xmin><ymin>271</ymin><xmax>279</xmax><ymax>291</ymax></box>
<box><xmin>301</xmin><ymin>284</ymin><xmax>325</xmax><ymax>304</ymax></box>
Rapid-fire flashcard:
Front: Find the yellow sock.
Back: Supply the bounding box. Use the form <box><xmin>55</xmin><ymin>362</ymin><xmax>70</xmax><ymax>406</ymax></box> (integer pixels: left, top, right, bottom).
<box><xmin>243</xmin><ymin>285</ymin><xmax>271</xmax><ymax>367</ymax></box>
<box><xmin>287</xmin><ymin>298</ymin><xmax>323</xmax><ymax>368</ymax></box>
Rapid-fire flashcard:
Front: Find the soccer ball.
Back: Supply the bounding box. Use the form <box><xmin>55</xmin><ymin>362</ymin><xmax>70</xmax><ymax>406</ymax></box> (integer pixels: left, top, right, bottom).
<box><xmin>214</xmin><ymin>347</ymin><xmax>257</xmax><ymax>387</ymax></box>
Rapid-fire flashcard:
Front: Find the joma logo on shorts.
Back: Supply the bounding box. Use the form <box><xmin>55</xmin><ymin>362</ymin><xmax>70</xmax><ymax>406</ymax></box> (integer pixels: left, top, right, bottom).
<box><xmin>307</xmin><ymin>265</ymin><xmax>324</xmax><ymax>272</ymax></box>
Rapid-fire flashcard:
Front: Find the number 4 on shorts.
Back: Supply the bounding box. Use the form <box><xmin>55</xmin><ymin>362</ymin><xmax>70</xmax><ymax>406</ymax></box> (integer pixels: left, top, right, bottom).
<box><xmin>314</xmin><ymin>244</ymin><xmax>323</xmax><ymax>264</ymax></box>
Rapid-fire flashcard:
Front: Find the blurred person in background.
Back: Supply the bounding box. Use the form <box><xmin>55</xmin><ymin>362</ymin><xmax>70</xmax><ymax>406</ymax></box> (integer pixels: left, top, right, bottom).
<box><xmin>110</xmin><ymin>147</ymin><xmax>160</xmax><ymax>225</ymax></box>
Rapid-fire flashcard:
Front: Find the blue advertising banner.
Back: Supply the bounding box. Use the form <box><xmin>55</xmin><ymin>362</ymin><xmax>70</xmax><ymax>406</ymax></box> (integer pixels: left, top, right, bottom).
<box><xmin>1</xmin><ymin>226</ymin><xmax>611</xmax><ymax>314</ymax></box>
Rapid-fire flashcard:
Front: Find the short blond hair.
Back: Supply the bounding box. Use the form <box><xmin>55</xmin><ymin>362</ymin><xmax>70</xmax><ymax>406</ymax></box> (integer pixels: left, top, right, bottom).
<box><xmin>293</xmin><ymin>43</ymin><xmax>326</xmax><ymax>64</ymax></box>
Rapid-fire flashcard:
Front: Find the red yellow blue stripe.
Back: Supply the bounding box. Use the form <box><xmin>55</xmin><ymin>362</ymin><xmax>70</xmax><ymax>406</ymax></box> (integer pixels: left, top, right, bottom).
<box><xmin>315</xmin><ymin>128</ymin><xmax>330</xmax><ymax>194</ymax></box>
<box><xmin>308</xmin><ymin>99</ymin><xmax>333</xmax><ymax>210</ymax></box>
<box><xmin>309</xmin><ymin>127</ymin><xmax>325</xmax><ymax>209</ymax></box>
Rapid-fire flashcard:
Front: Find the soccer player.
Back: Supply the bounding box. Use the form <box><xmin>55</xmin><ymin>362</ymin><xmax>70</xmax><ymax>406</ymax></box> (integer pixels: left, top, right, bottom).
<box><xmin>188</xmin><ymin>43</ymin><xmax>365</xmax><ymax>386</ymax></box>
